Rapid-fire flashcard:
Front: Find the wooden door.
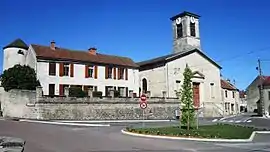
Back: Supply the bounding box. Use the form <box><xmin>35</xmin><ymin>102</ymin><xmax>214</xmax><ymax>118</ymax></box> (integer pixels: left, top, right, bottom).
<box><xmin>193</xmin><ymin>83</ymin><xmax>200</xmax><ymax>108</ymax></box>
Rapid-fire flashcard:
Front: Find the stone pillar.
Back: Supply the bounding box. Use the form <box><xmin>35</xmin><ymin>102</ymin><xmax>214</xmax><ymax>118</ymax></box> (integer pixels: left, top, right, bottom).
<box><xmin>110</xmin><ymin>90</ymin><xmax>114</xmax><ymax>98</ymax></box>
<box><xmin>64</xmin><ymin>87</ymin><xmax>69</xmax><ymax>97</ymax></box>
<box><xmin>88</xmin><ymin>89</ymin><xmax>93</xmax><ymax>98</ymax></box>
<box><xmin>36</xmin><ymin>86</ymin><xmax>43</xmax><ymax>102</ymax></box>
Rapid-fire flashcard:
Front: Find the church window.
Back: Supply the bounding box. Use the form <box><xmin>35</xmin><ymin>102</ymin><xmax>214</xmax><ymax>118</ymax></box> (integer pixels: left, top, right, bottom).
<box><xmin>190</xmin><ymin>22</ymin><xmax>196</xmax><ymax>37</ymax></box>
<box><xmin>176</xmin><ymin>23</ymin><xmax>183</xmax><ymax>38</ymax></box>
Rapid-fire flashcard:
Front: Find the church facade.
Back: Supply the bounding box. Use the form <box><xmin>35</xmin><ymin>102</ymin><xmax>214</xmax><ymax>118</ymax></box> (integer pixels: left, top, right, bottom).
<box><xmin>138</xmin><ymin>11</ymin><xmax>225</xmax><ymax>117</ymax></box>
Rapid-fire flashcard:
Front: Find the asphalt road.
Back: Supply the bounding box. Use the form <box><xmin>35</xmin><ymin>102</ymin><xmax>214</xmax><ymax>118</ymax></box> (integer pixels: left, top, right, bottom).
<box><xmin>0</xmin><ymin>120</ymin><xmax>270</xmax><ymax>152</ymax></box>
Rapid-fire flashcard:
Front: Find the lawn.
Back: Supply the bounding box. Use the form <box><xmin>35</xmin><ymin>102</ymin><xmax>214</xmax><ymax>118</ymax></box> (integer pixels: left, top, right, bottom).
<box><xmin>126</xmin><ymin>123</ymin><xmax>260</xmax><ymax>139</ymax></box>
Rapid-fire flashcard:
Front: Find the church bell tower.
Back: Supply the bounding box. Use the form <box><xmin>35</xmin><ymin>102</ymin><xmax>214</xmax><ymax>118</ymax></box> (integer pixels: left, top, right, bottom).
<box><xmin>170</xmin><ymin>11</ymin><xmax>201</xmax><ymax>54</ymax></box>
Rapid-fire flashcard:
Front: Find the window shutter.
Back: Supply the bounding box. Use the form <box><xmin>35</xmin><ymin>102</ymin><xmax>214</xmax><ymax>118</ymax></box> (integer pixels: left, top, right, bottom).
<box><xmin>113</xmin><ymin>67</ymin><xmax>116</xmax><ymax>79</ymax></box>
<box><xmin>94</xmin><ymin>66</ymin><xmax>98</xmax><ymax>79</ymax></box>
<box><xmin>59</xmin><ymin>84</ymin><xmax>64</xmax><ymax>96</ymax></box>
<box><xmin>59</xmin><ymin>63</ymin><xmax>64</xmax><ymax>76</ymax></box>
<box><xmin>105</xmin><ymin>66</ymin><xmax>108</xmax><ymax>79</ymax></box>
<box><xmin>118</xmin><ymin>68</ymin><xmax>120</xmax><ymax>80</ymax></box>
<box><xmin>70</xmin><ymin>63</ymin><xmax>74</xmax><ymax>77</ymax></box>
<box><xmin>125</xmin><ymin>68</ymin><xmax>128</xmax><ymax>80</ymax></box>
<box><xmin>85</xmin><ymin>65</ymin><xmax>89</xmax><ymax>78</ymax></box>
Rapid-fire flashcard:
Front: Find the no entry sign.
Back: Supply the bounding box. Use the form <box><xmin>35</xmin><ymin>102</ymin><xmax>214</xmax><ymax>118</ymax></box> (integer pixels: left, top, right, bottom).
<box><xmin>140</xmin><ymin>102</ymin><xmax>147</xmax><ymax>109</ymax></box>
<box><xmin>140</xmin><ymin>94</ymin><xmax>147</xmax><ymax>102</ymax></box>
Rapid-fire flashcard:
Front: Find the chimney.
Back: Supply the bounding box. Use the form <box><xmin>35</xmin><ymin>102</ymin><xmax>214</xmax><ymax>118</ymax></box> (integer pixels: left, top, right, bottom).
<box><xmin>88</xmin><ymin>47</ymin><xmax>97</xmax><ymax>55</ymax></box>
<box><xmin>50</xmin><ymin>40</ymin><xmax>56</xmax><ymax>50</ymax></box>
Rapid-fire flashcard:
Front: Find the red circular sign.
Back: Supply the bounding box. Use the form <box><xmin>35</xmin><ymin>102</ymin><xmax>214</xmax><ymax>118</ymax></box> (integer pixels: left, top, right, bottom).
<box><xmin>140</xmin><ymin>94</ymin><xmax>147</xmax><ymax>102</ymax></box>
<box><xmin>140</xmin><ymin>102</ymin><xmax>147</xmax><ymax>109</ymax></box>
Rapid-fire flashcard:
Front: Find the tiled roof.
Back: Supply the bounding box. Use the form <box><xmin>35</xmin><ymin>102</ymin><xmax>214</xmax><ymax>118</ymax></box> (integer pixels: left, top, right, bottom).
<box><xmin>3</xmin><ymin>38</ymin><xmax>28</xmax><ymax>50</ymax></box>
<box><xmin>261</xmin><ymin>76</ymin><xmax>270</xmax><ymax>86</ymax></box>
<box><xmin>239</xmin><ymin>90</ymin><xmax>246</xmax><ymax>98</ymax></box>
<box><xmin>221</xmin><ymin>79</ymin><xmax>237</xmax><ymax>90</ymax></box>
<box><xmin>31</xmin><ymin>44</ymin><xmax>139</xmax><ymax>68</ymax></box>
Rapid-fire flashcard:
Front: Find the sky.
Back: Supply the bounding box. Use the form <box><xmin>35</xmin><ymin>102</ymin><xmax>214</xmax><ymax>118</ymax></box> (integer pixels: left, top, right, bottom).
<box><xmin>1</xmin><ymin>0</ymin><xmax>270</xmax><ymax>90</ymax></box>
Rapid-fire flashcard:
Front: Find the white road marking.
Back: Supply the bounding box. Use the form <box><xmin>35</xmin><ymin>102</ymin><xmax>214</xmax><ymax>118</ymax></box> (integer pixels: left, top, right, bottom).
<box><xmin>212</xmin><ymin>119</ymin><xmax>218</xmax><ymax>122</ymax></box>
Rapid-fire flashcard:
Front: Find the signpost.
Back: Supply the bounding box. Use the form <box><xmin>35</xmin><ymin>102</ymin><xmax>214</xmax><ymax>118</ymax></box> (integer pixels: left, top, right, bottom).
<box><xmin>140</xmin><ymin>94</ymin><xmax>147</xmax><ymax>127</ymax></box>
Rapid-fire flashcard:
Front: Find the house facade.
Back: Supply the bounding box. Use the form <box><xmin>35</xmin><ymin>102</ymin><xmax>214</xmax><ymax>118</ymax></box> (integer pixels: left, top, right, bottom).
<box><xmin>220</xmin><ymin>79</ymin><xmax>240</xmax><ymax>115</ymax></box>
<box><xmin>239</xmin><ymin>90</ymin><xmax>247</xmax><ymax>112</ymax></box>
<box><xmin>3</xmin><ymin>40</ymin><xmax>140</xmax><ymax>97</ymax></box>
<box><xmin>246</xmin><ymin>76</ymin><xmax>270</xmax><ymax>116</ymax></box>
<box><xmin>137</xmin><ymin>11</ymin><xmax>224</xmax><ymax>117</ymax></box>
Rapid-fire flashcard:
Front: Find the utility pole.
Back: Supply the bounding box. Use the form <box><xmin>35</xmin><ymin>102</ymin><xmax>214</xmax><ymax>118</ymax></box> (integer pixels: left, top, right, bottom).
<box><xmin>257</xmin><ymin>59</ymin><xmax>265</xmax><ymax>117</ymax></box>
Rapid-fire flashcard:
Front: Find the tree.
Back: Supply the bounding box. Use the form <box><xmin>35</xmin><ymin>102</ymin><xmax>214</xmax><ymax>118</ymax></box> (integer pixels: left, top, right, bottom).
<box><xmin>1</xmin><ymin>64</ymin><xmax>40</xmax><ymax>91</ymax></box>
<box><xmin>180</xmin><ymin>64</ymin><xmax>195</xmax><ymax>130</ymax></box>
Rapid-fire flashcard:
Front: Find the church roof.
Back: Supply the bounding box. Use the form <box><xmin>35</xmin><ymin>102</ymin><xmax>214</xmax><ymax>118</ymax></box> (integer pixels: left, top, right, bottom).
<box><xmin>3</xmin><ymin>38</ymin><xmax>28</xmax><ymax>50</ymax></box>
<box><xmin>170</xmin><ymin>11</ymin><xmax>201</xmax><ymax>21</ymax></box>
<box><xmin>137</xmin><ymin>48</ymin><xmax>222</xmax><ymax>70</ymax></box>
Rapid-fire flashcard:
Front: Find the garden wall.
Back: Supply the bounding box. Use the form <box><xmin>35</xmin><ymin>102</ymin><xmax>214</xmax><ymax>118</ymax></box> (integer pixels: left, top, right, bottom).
<box><xmin>0</xmin><ymin>87</ymin><xmax>180</xmax><ymax>120</ymax></box>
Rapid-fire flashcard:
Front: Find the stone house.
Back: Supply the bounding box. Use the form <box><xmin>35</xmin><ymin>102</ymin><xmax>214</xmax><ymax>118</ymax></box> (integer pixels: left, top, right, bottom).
<box><xmin>246</xmin><ymin>76</ymin><xmax>270</xmax><ymax>116</ymax></box>
<box><xmin>220</xmin><ymin>79</ymin><xmax>240</xmax><ymax>115</ymax></box>
<box><xmin>239</xmin><ymin>90</ymin><xmax>247</xmax><ymax>112</ymax></box>
<box><xmin>137</xmin><ymin>11</ymin><xmax>224</xmax><ymax>117</ymax></box>
<box><xmin>3</xmin><ymin>39</ymin><xmax>140</xmax><ymax>97</ymax></box>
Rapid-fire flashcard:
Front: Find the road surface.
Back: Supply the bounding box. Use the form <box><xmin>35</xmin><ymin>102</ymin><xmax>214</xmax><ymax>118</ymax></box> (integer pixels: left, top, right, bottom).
<box><xmin>0</xmin><ymin>120</ymin><xmax>270</xmax><ymax>152</ymax></box>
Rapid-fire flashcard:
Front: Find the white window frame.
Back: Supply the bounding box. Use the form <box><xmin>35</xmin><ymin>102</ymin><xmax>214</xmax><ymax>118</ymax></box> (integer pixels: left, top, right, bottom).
<box><xmin>63</xmin><ymin>63</ymin><xmax>70</xmax><ymax>76</ymax></box>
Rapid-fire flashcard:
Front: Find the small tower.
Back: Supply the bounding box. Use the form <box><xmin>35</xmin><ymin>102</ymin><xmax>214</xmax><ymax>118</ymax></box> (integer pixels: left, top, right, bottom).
<box><xmin>3</xmin><ymin>39</ymin><xmax>28</xmax><ymax>71</ymax></box>
<box><xmin>170</xmin><ymin>11</ymin><xmax>201</xmax><ymax>54</ymax></box>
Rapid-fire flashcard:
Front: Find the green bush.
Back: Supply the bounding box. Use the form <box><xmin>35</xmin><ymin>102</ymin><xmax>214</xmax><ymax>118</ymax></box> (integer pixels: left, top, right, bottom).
<box><xmin>1</xmin><ymin>64</ymin><xmax>40</xmax><ymax>91</ymax></box>
<box><xmin>69</xmin><ymin>87</ymin><xmax>87</xmax><ymax>98</ymax></box>
<box><xmin>93</xmin><ymin>91</ymin><xmax>103</xmax><ymax>98</ymax></box>
<box><xmin>129</xmin><ymin>124</ymin><xmax>256</xmax><ymax>139</ymax></box>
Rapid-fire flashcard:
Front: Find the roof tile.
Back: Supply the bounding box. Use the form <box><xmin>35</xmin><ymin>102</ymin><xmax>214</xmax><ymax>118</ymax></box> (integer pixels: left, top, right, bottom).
<box><xmin>221</xmin><ymin>79</ymin><xmax>237</xmax><ymax>90</ymax></box>
<box><xmin>31</xmin><ymin>44</ymin><xmax>138</xmax><ymax>68</ymax></box>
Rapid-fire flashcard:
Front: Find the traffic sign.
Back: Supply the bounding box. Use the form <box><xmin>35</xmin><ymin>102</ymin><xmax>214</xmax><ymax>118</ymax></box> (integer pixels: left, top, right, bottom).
<box><xmin>140</xmin><ymin>94</ymin><xmax>147</xmax><ymax>102</ymax></box>
<box><xmin>140</xmin><ymin>102</ymin><xmax>147</xmax><ymax>109</ymax></box>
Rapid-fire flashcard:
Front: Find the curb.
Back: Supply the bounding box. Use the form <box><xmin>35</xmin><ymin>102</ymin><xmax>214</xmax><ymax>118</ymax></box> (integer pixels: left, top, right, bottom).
<box><xmin>56</xmin><ymin>119</ymin><xmax>174</xmax><ymax>123</ymax></box>
<box><xmin>121</xmin><ymin>129</ymin><xmax>270</xmax><ymax>143</ymax></box>
<box><xmin>19</xmin><ymin>119</ymin><xmax>110</xmax><ymax>127</ymax></box>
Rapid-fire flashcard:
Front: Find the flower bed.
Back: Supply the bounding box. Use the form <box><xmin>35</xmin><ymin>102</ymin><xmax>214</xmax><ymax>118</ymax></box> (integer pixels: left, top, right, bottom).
<box><xmin>126</xmin><ymin>123</ymin><xmax>261</xmax><ymax>139</ymax></box>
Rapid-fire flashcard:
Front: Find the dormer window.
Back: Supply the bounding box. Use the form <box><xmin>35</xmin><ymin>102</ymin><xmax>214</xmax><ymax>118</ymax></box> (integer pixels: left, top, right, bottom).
<box><xmin>17</xmin><ymin>50</ymin><xmax>24</xmax><ymax>55</ymax></box>
<box><xmin>190</xmin><ymin>22</ymin><xmax>196</xmax><ymax>37</ymax></box>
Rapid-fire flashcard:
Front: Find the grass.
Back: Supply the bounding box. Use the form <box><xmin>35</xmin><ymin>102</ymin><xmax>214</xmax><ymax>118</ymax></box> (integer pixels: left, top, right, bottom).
<box><xmin>126</xmin><ymin>123</ymin><xmax>262</xmax><ymax>139</ymax></box>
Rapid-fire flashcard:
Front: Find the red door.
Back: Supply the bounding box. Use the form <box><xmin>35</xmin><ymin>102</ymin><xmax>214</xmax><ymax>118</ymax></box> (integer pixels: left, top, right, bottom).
<box><xmin>193</xmin><ymin>83</ymin><xmax>200</xmax><ymax>108</ymax></box>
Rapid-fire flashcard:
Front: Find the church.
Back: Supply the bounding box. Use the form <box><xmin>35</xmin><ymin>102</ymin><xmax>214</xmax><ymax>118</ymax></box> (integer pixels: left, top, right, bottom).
<box><xmin>138</xmin><ymin>11</ymin><xmax>225</xmax><ymax>116</ymax></box>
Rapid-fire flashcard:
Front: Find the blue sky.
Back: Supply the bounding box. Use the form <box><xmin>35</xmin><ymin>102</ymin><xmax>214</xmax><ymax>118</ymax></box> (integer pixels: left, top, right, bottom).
<box><xmin>1</xmin><ymin>0</ymin><xmax>270</xmax><ymax>90</ymax></box>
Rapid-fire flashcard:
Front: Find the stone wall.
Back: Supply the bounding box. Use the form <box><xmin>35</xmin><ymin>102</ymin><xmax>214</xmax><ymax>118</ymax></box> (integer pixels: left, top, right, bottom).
<box><xmin>0</xmin><ymin>87</ymin><xmax>180</xmax><ymax>120</ymax></box>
